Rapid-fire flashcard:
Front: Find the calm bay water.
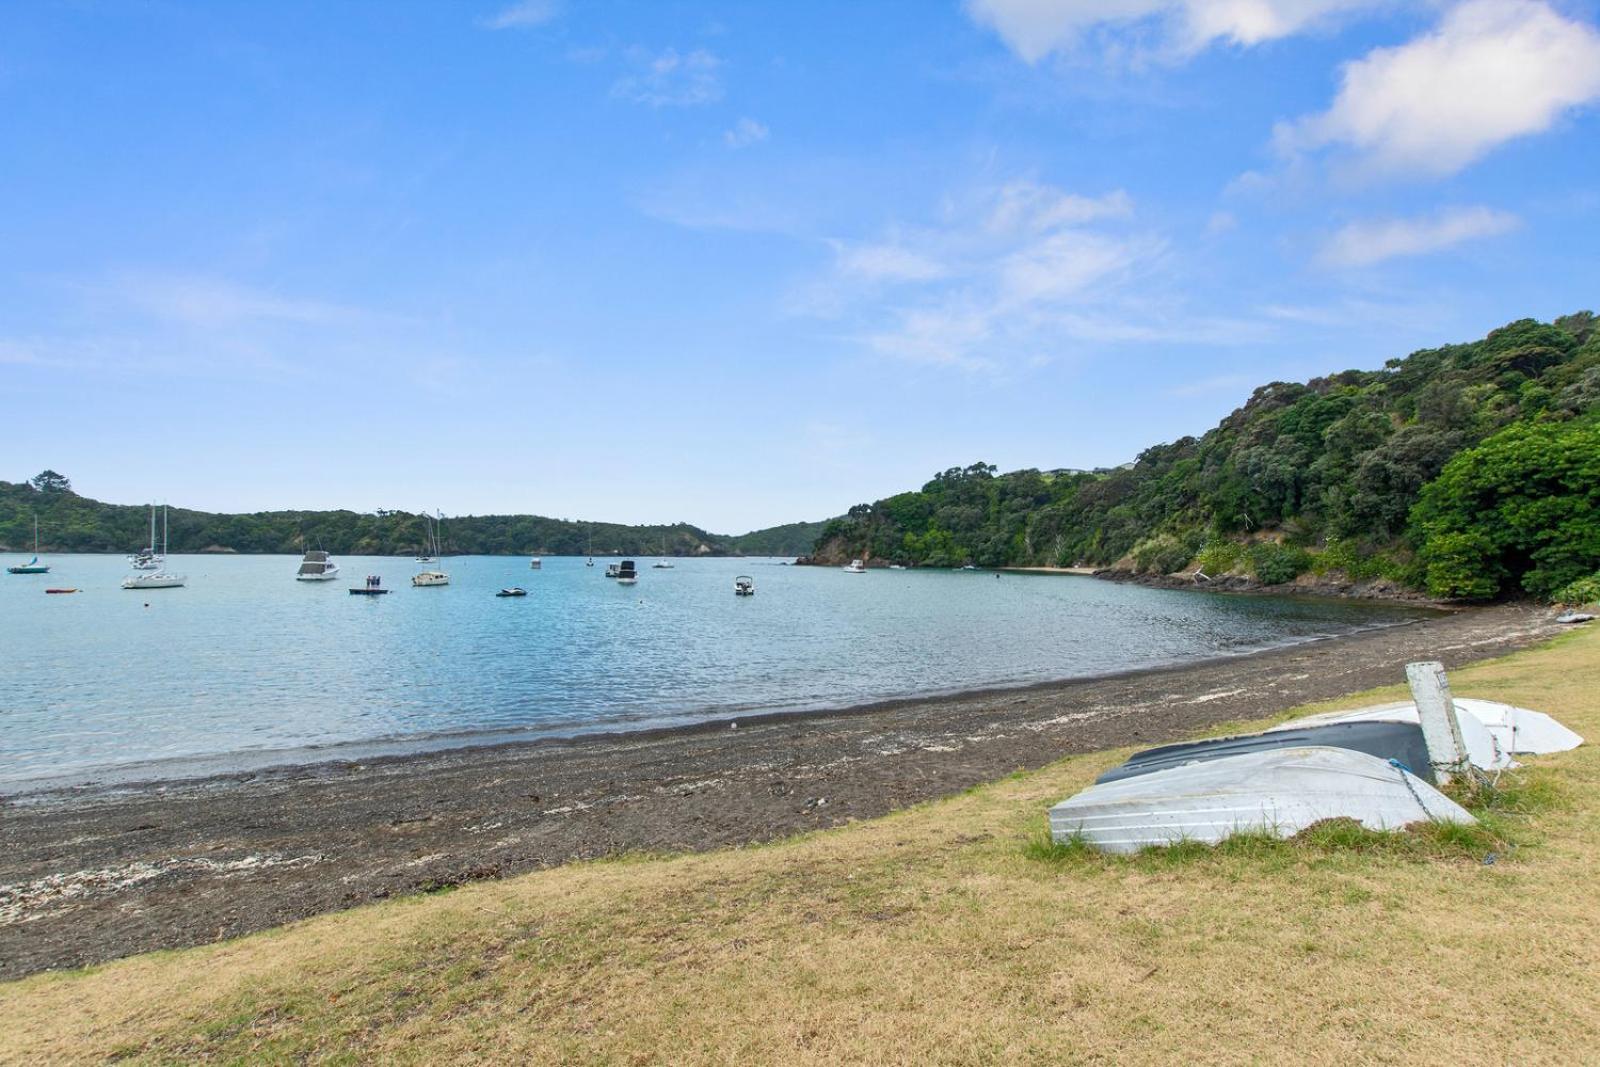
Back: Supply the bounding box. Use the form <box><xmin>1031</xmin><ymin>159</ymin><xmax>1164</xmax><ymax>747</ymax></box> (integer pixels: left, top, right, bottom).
<box><xmin>0</xmin><ymin>554</ymin><xmax>1428</xmax><ymax>788</ymax></box>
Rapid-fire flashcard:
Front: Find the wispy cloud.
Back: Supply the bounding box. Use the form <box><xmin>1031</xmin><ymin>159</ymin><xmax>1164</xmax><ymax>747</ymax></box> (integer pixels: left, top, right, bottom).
<box><xmin>965</xmin><ymin>0</ymin><xmax>1381</xmax><ymax>65</ymax></box>
<box><xmin>1276</xmin><ymin>0</ymin><xmax>1600</xmax><ymax>179</ymax></box>
<box><xmin>800</xmin><ymin>179</ymin><xmax>1187</xmax><ymax>370</ymax></box>
<box><xmin>480</xmin><ymin>1</ymin><xmax>561</xmax><ymax>31</ymax></box>
<box><xmin>1318</xmin><ymin>206</ymin><xmax>1520</xmax><ymax>267</ymax></box>
<box><xmin>111</xmin><ymin>273</ymin><xmax>372</xmax><ymax>328</ymax></box>
<box><xmin>723</xmin><ymin>117</ymin><xmax>769</xmax><ymax>148</ymax></box>
<box><xmin>1165</xmin><ymin>372</ymin><xmax>1256</xmax><ymax>397</ymax></box>
<box><xmin>611</xmin><ymin>48</ymin><xmax>723</xmax><ymax>107</ymax></box>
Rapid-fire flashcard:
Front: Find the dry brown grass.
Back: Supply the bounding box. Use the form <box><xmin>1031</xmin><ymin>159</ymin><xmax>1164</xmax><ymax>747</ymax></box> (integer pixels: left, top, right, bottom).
<box><xmin>3</xmin><ymin>627</ymin><xmax>1599</xmax><ymax>1065</ymax></box>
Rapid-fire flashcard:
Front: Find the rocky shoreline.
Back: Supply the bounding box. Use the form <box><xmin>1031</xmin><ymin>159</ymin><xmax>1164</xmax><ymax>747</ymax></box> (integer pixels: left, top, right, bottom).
<box><xmin>0</xmin><ymin>603</ymin><xmax>1563</xmax><ymax>980</ymax></box>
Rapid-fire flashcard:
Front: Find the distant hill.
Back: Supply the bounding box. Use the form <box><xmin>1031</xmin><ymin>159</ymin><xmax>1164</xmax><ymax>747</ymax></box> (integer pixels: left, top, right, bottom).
<box><xmin>0</xmin><ymin>479</ymin><xmax>824</xmax><ymax>559</ymax></box>
<box><xmin>811</xmin><ymin>312</ymin><xmax>1600</xmax><ymax>601</ymax></box>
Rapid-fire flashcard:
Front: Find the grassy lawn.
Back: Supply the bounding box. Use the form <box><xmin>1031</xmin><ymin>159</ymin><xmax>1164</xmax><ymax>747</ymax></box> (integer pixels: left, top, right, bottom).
<box><xmin>3</xmin><ymin>626</ymin><xmax>1598</xmax><ymax>1064</ymax></box>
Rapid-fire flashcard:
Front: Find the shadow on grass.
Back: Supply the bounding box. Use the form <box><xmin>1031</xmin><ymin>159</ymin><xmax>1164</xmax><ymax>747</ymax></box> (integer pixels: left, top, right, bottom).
<box><xmin>1023</xmin><ymin>766</ymin><xmax>1565</xmax><ymax>872</ymax></box>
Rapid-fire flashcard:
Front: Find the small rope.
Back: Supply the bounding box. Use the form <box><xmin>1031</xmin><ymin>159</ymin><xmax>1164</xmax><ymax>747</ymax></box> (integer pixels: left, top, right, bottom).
<box><xmin>1389</xmin><ymin>758</ymin><xmax>1442</xmax><ymax>822</ymax></box>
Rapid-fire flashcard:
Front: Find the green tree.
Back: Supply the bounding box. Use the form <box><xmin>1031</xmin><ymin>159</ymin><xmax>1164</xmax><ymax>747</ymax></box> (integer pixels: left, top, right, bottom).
<box><xmin>1412</xmin><ymin>421</ymin><xmax>1600</xmax><ymax>599</ymax></box>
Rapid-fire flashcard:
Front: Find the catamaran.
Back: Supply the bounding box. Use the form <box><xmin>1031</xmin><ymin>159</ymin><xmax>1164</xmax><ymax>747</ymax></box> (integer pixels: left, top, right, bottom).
<box><xmin>6</xmin><ymin>515</ymin><xmax>50</xmax><ymax>574</ymax></box>
<box><xmin>122</xmin><ymin>505</ymin><xmax>185</xmax><ymax>589</ymax></box>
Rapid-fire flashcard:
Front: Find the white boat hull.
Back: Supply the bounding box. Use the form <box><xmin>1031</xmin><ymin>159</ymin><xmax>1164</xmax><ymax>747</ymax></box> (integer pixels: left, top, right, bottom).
<box><xmin>1273</xmin><ymin>697</ymin><xmax>1582</xmax><ymax>757</ymax></box>
<box><xmin>295</xmin><ymin>570</ymin><xmax>340</xmax><ymax>582</ymax></box>
<box><xmin>122</xmin><ymin>574</ymin><xmax>186</xmax><ymax>590</ymax></box>
<box><xmin>412</xmin><ymin>572</ymin><xmax>449</xmax><ymax>587</ymax></box>
<box><xmin>1049</xmin><ymin>746</ymin><xmax>1474</xmax><ymax>853</ymax></box>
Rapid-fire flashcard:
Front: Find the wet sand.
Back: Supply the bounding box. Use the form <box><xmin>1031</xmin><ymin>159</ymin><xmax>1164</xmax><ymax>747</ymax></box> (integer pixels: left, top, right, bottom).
<box><xmin>0</xmin><ymin>603</ymin><xmax>1562</xmax><ymax>980</ymax></box>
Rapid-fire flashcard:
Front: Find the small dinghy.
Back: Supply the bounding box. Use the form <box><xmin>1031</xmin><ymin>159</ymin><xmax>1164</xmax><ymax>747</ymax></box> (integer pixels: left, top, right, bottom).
<box><xmin>1050</xmin><ymin>746</ymin><xmax>1474</xmax><ymax>853</ymax></box>
<box><xmin>1272</xmin><ymin>697</ymin><xmax>1581</xmax><ymax>757</ymax></box>
<box><xmin>1098</xmin><ymin>720</ymin><xmax>1438</xmax><ymax>785</ymax></box>
<box><xmin>45</xmin><ymin>587</ymin><xmax>78</xmax><ymax>594</ymax></box>
<box><xmin>496</xmin><ymin>587</ymin><xmax>528</xmax><ymax>597</ymax></box>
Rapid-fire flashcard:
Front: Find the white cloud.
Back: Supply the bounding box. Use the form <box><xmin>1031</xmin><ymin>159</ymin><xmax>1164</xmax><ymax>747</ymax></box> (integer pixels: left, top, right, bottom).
<box><xmin>611</xmin><ymin>48</ymin><xmax>723</xmax><ymax>107</ymax></box>
<box><xmin>481</xmin><ymin>1</ymin><xmax>561</xmax><ymax>30</ymax></box>
<box><xmin>964</xmin><ymin>0</ymin><xmax>1379</xmax><ymax>63</ymax></box>
<box><xmin>833</xmin><ymin>242</ymin><xmax>948</xmax><ymax>283</ymax></box>
<box><xmin>1279</xmin><ymin>0</ymin><xmax>1600</xmax><ymax>177</ymax></box>
<box><xmin>1318</xmin><ymin>205</ymin><xmax>1520</xmax><ymax>267</ymax></box>
<box><xmin>723</xmin><ymin>117</ymin><xmax>769</xmax><ymax>148</ymax></box>
<box><xmin>804</xmin><ymin>180</ymin><xmax>1187</xmax><ymax>369</ymax></box>
<box><xmin>113</xmin><ymin>273</ymin><xmax>369</xmax><ymax>328</ymax></box>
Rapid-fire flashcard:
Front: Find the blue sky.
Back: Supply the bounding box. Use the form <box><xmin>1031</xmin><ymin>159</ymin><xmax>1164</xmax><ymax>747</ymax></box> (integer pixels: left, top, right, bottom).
<box><xmin>3</xmin><ymin>0</ymin><xmax>1598</xmax><ymax>532</ymax></box>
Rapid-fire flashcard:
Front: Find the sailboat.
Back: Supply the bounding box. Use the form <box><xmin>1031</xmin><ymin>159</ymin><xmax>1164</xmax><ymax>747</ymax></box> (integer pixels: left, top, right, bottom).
<box><xmin>128</xmin><ymin>505</ymin><xmax>162</xmax><ymax>570</ymax></box>
<box><xmin>6</xmin><ymin>515</ymin><xmax>50</xmax><ymax>574</ymax></box>
<box><xmin>122</xmin><ymin>505</ymin><xmax>185</xmax><ymax>589</ymax></box>
<box><xmin>413</xmin><ymin>510</ymin><xmax>449</xmax><ymax>587</ymax></box>
<box><xmin>652</xmin><ymin>534</ymin><xmax>674</xmax><ymax>569</ymax></box>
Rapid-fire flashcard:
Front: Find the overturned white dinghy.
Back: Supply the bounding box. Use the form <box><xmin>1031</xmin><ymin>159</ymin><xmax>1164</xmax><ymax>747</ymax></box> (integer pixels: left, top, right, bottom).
<box><xmin>1271</xmin><ymin>697</ymin><xmax>1581</xmax><ymax>759</ymax></box>
<box><xmin>1049</xmin><ymin>746</ymin><xmax>1474</xmax><ymax>853</ymax></box>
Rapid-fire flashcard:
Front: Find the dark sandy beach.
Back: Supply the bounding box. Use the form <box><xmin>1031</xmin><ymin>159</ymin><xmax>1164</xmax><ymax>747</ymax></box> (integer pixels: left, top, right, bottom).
<box><xmin>0</xmin><ymin>602</ymin><xmax>1564</xmax><ymax>980</ymax></box>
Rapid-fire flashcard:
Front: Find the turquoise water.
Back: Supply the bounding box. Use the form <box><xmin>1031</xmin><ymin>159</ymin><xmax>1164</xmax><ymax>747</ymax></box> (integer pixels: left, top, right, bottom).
<box><xmin>0</xmin><ymin>555</ymin><xmax>1427</xmax><ymax>788</ymax></box>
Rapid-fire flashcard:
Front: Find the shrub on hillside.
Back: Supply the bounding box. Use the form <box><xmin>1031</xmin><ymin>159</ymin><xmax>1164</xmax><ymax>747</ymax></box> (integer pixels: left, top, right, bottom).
<box><xmin>1249</xmin><ymin>542</ymin><xmax>1313</xmax><ymax>585</ymax></box>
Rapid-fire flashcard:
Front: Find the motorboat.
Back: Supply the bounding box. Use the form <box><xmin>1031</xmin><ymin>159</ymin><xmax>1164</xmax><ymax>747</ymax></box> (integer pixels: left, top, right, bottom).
<box><xmin>121</xmin><ymin>506</ymin><xmax>185</xmax><ymax>589</ymax></box>
<box><xmin>295</xmin><ymin>549</ymin><xmax>340</xmax><ymax>582</ymax></box>
<box><xmin>587</xmin><ymin>557</ymin><xmax>595</xmax><ymax>568</ymax></box>
<box><xmin>128</xmin><ymin>506</ymin><xmax>161</xmax><ymax>569</ymax></box>
<box><xmin>653</xmin><ymin>559</ymin><xmax>674</xmax><ymax>569</ymax></box>
<box><xmin>1270</xmin><ymin>697</ymin><xmax>1582</xmax><ymax>758</ymax></box>
<box><xmin>1097</xmin><ymin>720</ymin><xmax>1440</xmax><ymax>785</ymax></box>
<box><xmin>1049</xmin><ymin>746</ymin><xmax>1475</xmax><ymax>853</ymax></box>
<box><xmin>350</xmin><ymin>575</ymin><xmax>389</xmax><ymax>595</ymax></box>
<box><xmin>605</xmin><ymin>562</ymin><xmax>621</xmax><ymax>578</ymax></box>
<box><xmin>529</xmin><ymin>557</ymin><xmax>542</xmax><ymax>570</ymax></box>
<box><xmin>496</xmin><ymin>586</ymin><xmax>528</xmax><ymax>597</ymax></box>
<box><xmin>412</xmin><ymin>570</ymin><xmax>449</xmax><ymax>587</ymax></box>
<box><xmin>843</xmin><ymin>559</ymin><xmax>867</xmax><ymax>574</ymax></box>
<box><xmin>7</xmin><ymin>516</ymin><xmax>49</xmax><ymax>575</ymax></box>
<box><xmin>616</xmin><ymin>560</ymin><xmax>638</xmax><ymax>585</ymax></box>
<box><xmin>734</xmin><ymin>575</ymin><xmax>755</xmax><ymax>596</ymax></box>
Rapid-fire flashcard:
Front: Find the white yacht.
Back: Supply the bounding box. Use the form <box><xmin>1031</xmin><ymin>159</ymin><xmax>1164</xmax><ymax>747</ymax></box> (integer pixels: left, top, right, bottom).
<box><xmin>615</xmin><ymin>560</ymin><xmax>638</xmax><ymax>585</ymax></box>
<box><xmin>844</xmin><ymin>559</ymin><xmax>867</xmax><ymax>573</ymax></box>
<box><xmin>412</xmin><ymin>511</ymin><xmax>449</xmax><ymax>586</ymax></box>
<box><xmin>128</xmin><ymin>505</ymin><xmax>162</xmax><ymax>570</ymax></box>
<box><xmin>122</xmin><ymin>505</ymin><xmax>185</xmax><ymax>589</ymax></box>
<box><xmin>529</xmin><ymin>557</ymin><xmax>542</xmax><ymax>570</ymax></box>
<box><xmin>296</xmin><ymin>549</ymin><xmax>340</xmax><ymax>581</ymax></box>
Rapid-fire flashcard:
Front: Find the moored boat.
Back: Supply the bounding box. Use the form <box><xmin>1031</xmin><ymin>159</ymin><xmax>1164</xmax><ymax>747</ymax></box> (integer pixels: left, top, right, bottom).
<box><xmin>529</xmin><ymin>557</ymin><xmax>542</xmax><ymax>570</ymax></box>
<box><xmin>734</xmin><ymin>575</ymin><xmax>755</xmax><ymax>596</ymax></box>
<box><xmin>295</xmin><ymin>549</ymin><xmax>340</xmax><ymax>582</ymax></box>
<box><xmin>496</xmin><ymin>586</ymin><xmax>528</xmax><ymax>597</ymax></box>
<box><xmin>120</xmin><ymin>506</ymin><xmax>185</xmax><ymax>589</ymax></box>
<box><xmin>616</xmin><ymin>560</ymin><xmax>638</xmax><ymax>585</ymax></box>
<box><xmin>843</xmin><ymin>559</ymin><xmax>866</xmax><ymax>574</ymax></box>
<box><xmin>7</xmin><ymin>516</ymin><xmax>50</xmax><ymax>575</ymax></box>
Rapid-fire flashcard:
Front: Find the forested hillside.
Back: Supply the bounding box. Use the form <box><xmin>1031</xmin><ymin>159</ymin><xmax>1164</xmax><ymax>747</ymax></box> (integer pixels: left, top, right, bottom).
<box><xmin>811</xmin><ymin>313</ymin><xmax>1600</xmax><ymax>601</ymax></box>
<box><xmin>0</xmin><ymin>477</ymin><xmax>821</xmax><ymax>559</ymax></box>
